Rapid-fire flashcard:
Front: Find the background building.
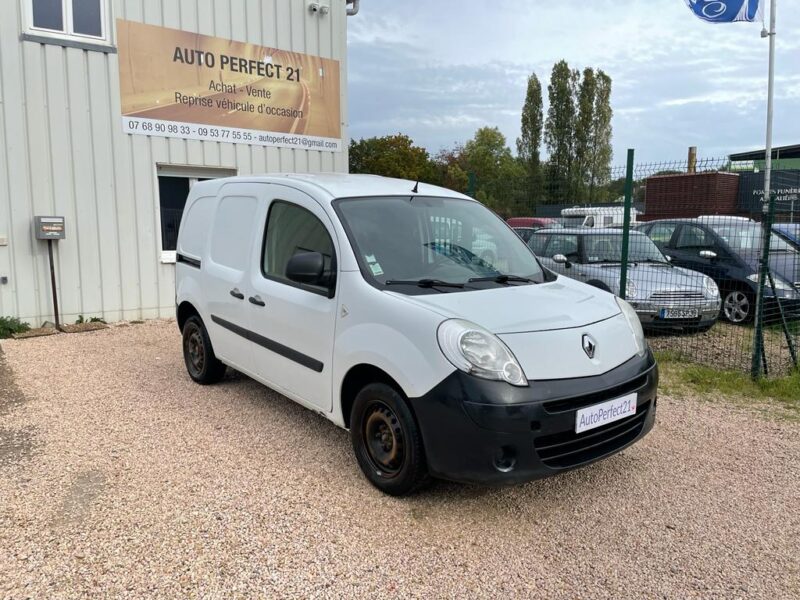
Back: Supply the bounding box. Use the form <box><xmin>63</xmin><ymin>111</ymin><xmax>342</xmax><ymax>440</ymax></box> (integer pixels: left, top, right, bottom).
<box><xmin>0</xmin><ymin>0</ymin><xmax>351</xmax><ymax>325</ymax></box>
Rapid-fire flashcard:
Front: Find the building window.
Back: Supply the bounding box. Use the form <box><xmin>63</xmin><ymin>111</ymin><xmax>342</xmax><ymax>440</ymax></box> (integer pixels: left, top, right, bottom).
<box><xmin>157</xmin><ymin>167</ymin><xmax>236</xmax><ymax>263</ymax></box>
<box><xmin>28</xmin><ymin>0</ymin><xmax>107</xmax><ymax>40</ymax></box>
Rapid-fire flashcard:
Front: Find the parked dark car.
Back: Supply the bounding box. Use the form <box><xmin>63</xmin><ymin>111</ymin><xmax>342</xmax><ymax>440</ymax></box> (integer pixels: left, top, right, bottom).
<box><xmin>774</xmin><ymin>223</ymin><xmax>800</xmax><ymax>250</ymax></box>
<box><xmin>637</xmin><ymin>217</ymin><xmax>800</xmax><ymax>323</ymax></box>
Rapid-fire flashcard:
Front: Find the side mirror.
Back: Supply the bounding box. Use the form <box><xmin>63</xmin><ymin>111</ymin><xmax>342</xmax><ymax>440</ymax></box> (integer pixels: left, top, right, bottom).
<box><xmin>286</xmin><ymin>251</ymin><xmax>325</xmax><ymax>285</ymax></box>
<box><xmin>553</xmin><ymin>253</ymin><xmax>571</xmax><ymax>267</ymax></box>
<box><xmin>699</xmin><ymin>250</ymin><xmax>717</xmax><ymax>260</ymax></box>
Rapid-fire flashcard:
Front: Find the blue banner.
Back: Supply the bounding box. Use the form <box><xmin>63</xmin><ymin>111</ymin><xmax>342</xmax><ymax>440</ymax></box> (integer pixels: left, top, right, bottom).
<box><xmin>684</xmin><ymin>0</ymin><xmax>762</xmax><ymax>23</ymax></box>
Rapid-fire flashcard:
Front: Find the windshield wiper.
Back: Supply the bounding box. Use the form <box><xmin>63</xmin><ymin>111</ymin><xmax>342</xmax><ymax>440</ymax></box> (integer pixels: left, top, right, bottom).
<box><xmin>637</xmin><ymin>258</ymin><xmax>672</xmax><ymax>266</ymax></box>
<box><xmin>385</xmin><ymin>278</ymin><xmax>465</xmax><ymax>289</ymax></box>
<box><xmin>468</xmin><ymin>274</ymin><xmax>535</xmax><ymax>284</ymax></box>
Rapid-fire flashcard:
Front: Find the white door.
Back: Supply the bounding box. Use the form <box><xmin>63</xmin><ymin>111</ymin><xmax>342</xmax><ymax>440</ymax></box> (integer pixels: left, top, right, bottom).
<box><xmin>246</xmin><ymin>185</ymin><xmax>338</xmax><ymax>412</ymax></box>
<box><xmin>203</xmin><ymin>187</ymin><xmax>259</xmax><ymax>373</ymax></box>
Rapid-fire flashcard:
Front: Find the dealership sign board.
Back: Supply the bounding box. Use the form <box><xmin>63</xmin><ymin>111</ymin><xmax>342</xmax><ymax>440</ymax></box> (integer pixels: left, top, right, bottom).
<box><xmin>117</xmin><ymin>20</ymin><xmax>342</xmax><ymax>151</ymax></box>
<box><xmin>738</xmin><ymin>170</ymin><xmax>800</xmax><ymax>213</ymax></box>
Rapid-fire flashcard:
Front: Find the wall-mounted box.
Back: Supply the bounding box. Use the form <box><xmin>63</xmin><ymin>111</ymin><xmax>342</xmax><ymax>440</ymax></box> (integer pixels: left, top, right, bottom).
<box><xmin>34</xmin><ymin>216</ymin><xmax>66</xmax><ymax>240</ymax></box>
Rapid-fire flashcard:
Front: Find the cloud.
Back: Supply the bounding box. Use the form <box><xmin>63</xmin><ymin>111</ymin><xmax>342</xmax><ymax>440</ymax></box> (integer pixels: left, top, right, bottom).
<box><xmin>347</xmin><ymin>0</ymin><xmax>800</xmax><ymax>164</ymax></box>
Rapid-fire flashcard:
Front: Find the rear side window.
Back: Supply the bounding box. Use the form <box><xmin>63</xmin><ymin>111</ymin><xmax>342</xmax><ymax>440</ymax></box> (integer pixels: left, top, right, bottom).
<box><xmin>210</xmin><ymin>196</ymin><xmax>258</xmax><ymax>270</ymax></box>
<box><xmin>262</xmin><ymin>201</ymin><xmax>335</xmax><ymax>294</ymax></box>
<box><xmin>545</xmin><ymin>234</ymin><xmax>580</xmax><ymax>260</ymax></box>
<box><xmin>648</xmin><ymin>223</ymin><xmax>678</xmax><ymax>245</ymax></box>
<box><xmin>676</xmin><ymin>225</ymin><xmax>713</xmax><ymax>249</ymax></box>
<box><xmin>177</xmin><ymin>196</ymin><xmax>214</xmax><ymax>257</ymax></box>
<box><xmin>529</xmin><ymin>234</ymin><xmax>549</xmax><ymax>255</ymax></box>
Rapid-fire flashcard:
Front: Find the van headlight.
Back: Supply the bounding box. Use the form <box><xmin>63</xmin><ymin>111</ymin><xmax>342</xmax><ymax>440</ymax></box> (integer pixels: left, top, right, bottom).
<box><xmin>437</xmin><ymin>319</ymin><xmax>528</xmax><ymax>386</ymax></box>
<box><xmin>616</xmin><ymin>298</ymin><xmax>647</xmax><ymax>357</ymax></box>
<box><xmin>704</xmin><ymin>276</ymin><xmax>720</xmax><ymax>298</ymax></box>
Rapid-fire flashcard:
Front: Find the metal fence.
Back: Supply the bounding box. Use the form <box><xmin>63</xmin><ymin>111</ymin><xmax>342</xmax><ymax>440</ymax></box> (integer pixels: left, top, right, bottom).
<box><xmin>490</xmin><ymin>153</ymin><xmax>800</xmax><ymax>378</ymax></box>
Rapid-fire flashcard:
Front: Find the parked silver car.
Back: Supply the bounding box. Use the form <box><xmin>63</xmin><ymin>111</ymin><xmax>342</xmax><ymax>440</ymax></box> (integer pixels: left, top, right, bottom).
<box><xmin>530</xmin><ymin>228</ymin><xmax>722</xmax><ymax>331</ymax></box>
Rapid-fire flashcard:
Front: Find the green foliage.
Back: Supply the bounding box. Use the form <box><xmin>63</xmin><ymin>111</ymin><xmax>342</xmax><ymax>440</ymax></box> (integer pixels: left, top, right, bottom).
<box><xmin>349</xmin><ymin>134</ymin><xmax>438</xmax><ymax>183</ymax></box>
<box><xmin>544</xmin><ymin>60</ymin><xmax>579</xmax><ymax>203</ymax></box>
<box><xmin>516</xmin><ymin>73</ymin><xmax>544</xmax><ymax>198</ymax></box>
<box><xmin>656</xmin><ymin>351</ymin><xmax>800</xmax><ymax>419</ymax></box>
<box><xmin>459</xmin><ymin>127</ymin><xmax>526</xmax><ymax>217</ymax></box>
<box><xmin>573</xmin><ymin>67</ymin><xmax>596</xmax><ymax>201</ymax></box>
<box><xmin>75</xmin><ymin>315</ymin><xmax>107</xmax><ymax>324</ymax></box>
<box><xmin>543</xmin><ymin>61</ymin><xmax>614</xmax><ymax>204</ymax></box>
<box><xmin>0</xmin><ymin>316</ymin><xmax>31</xmax><ymax>339</ymax></box>
<box><xmin>587</xmin><ymin>70</ymin><xmax>613</xmax><ymax>202</ymax></box>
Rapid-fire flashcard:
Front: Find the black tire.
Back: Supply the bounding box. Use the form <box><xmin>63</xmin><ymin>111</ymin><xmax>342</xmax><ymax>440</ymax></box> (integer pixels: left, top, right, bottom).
<box><xmin>721</xmin><ymin>289</ymin><xmax>754</xmax><ymax>324</ymax></box>
<box><xmin>182</xmin><ymin>315</ymin><xmax>226</xmax><ymax>384</ymax></box>
<box><xmin>350</xmin><ymin>383</ymin><xmax>429</xmax><ymax>496</ymax></box>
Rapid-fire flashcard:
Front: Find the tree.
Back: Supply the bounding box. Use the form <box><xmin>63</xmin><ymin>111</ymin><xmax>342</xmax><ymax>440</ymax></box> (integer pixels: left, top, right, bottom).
<box><xmin>432</xmin><ymin>146</ymin><xmax>468</xmax><ymax>193</ymax></box>
<box><xmin>459</xmin><ymin>127</ymin><xmax>525</xmax><ymax>216</ymax></box>
<box><xmin>349</xmin><ymin>134</ymin><xmax>438</xmax><ymax>182</ymax></box>
<box><xmin>544</xmin><ymin>60</ymin><xmax>579</xmax><ymax>203</ymax></box>
<box><xmin>516</xmin><ymin>73</ymin><xmax>544</xmax><ymax>201</ymax></box>
<box><xmin>574</xmin><ymin>68</ymin><xmax>597</xmax><ymax>202</ymax></box>
<box><xmin>587</xmin><ymin>70</ymin><xmax>613</xmax><ymax>202</ymax></box>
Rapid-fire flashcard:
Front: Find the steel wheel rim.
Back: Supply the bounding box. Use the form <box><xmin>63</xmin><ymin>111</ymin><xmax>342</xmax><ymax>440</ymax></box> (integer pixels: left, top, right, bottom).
<box><xmin>363</xmin><ymin>401</ymin><xmax>404</xmax><ymax>478</ymax></box>
<box><xmin>184</xmin><ymin>324</ymin><xmax>205</xmax><ymax>375</ymax></box>
<box><xmin>724</xmin><ymin>291</ymin><xmax>750</xmax><ymax>323</ymax></box>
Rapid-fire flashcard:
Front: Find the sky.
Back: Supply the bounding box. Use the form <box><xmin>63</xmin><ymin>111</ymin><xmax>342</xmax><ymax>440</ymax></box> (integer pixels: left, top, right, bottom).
<box><xmin>346</xmin><ymin>0</ymin><xmax>800</xmax><ymax>165</ymax></box>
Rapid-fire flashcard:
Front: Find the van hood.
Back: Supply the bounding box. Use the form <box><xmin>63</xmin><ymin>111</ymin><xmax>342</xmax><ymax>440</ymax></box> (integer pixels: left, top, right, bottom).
<box><xmin>388</xmin><ymin>277</ymin><xmax>621</xmax><ymax>334</ymax></box>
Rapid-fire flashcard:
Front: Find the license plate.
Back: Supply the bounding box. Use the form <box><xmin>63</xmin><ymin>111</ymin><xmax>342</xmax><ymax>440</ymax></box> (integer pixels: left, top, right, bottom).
<box><xmin>660</xmin><ymin>307</ymin><xmax>699</xmax><ymax>319</ymax></box>
<box><xmin>575</xmin><ymin>393</ymin><xmax>638</xmax><ymax>434</ymax></box>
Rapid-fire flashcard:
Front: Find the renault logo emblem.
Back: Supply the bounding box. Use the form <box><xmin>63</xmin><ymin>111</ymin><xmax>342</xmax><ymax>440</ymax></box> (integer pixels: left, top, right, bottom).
<box><xmin>582</xmin><ymin>334</ymin><xmax>596</xmax><ymax>359</ymax></box>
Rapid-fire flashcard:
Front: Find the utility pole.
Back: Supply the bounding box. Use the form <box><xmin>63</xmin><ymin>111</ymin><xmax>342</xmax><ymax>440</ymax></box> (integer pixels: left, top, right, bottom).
<box><xmin>751</xmin><ymin>0</ymin><xmax>778</xmax><ymax>379</ymax></box>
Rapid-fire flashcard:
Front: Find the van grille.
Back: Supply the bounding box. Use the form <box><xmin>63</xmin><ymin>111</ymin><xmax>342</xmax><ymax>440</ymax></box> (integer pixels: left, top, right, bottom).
<box><xmin>542</xmin><ymin>373</ymin><xmax>648</xmax><ymax>414</ymax></box>
<box><xmin>534</xmin><ymin>401</ymin><xmax>651</xmax><ymax>469</ymax></box>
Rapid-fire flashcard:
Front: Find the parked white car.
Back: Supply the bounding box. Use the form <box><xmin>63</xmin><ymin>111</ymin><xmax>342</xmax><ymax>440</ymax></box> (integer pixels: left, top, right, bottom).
<box><xmin>561</xmin><ymin>206</ymin><xmax>639</xmax><ymax>228</ymax></box>
<box><xmin>175</xmin><ymin>174</ymin><xmax>658</xmax><ymax>495</ymax></box>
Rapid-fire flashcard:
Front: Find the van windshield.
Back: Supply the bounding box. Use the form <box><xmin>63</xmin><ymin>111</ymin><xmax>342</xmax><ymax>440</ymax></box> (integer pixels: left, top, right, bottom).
<box><xmin>334</xmin><ymin>196</ymin><xmax>546</xmax><ymax>290</ymax></box>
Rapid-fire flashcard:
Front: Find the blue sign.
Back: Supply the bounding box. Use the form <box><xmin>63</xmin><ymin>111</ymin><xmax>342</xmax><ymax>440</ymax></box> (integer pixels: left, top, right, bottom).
<box><xmin>684</xmin><ymin>0</ymin><xmax>762</xmax><ymax>23</ymax></box>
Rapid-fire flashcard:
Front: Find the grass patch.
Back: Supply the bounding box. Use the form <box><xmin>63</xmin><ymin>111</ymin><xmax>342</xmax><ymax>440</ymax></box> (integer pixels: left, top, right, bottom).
<box><xmin>655</xmin><ymin>351</ymin><xmax>800</xmax><ymax>420</ymax></box>
<box><xmin>0</xmin><ymin>317</ymin><xmax>31</xmax><ymax>339</ymax></box>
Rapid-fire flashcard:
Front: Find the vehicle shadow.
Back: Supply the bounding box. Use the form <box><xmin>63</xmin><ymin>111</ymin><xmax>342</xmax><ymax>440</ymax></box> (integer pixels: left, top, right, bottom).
<box><xmin>219</xmin><ymin>369</ymin><xmax>646</xmax><ymax>511</ymax></box>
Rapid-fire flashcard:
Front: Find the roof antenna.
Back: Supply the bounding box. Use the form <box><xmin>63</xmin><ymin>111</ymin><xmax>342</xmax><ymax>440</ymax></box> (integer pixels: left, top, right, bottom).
<box><xmin>411</xmin><ymin>181</ymin><xmax>419</xmax><ymax>193</ymax></box>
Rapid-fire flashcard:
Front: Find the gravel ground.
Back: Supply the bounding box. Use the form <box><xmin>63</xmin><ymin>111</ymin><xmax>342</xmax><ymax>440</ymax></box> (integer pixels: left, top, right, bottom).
<box><xmin>1</xmin><ymin>320</ymin><xmax>799</xmax><ymax>598</ymax></box>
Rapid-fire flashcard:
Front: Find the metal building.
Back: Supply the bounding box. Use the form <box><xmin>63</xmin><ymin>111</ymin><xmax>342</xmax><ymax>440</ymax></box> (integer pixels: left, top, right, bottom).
<box><xmin>0</xmin><ymin>0</ymin><xmax>352</xmax><ymax>325</ymax></box>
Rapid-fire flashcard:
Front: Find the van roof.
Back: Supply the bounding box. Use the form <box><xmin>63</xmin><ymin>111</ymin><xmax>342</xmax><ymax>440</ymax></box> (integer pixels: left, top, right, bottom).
<box><xmin>190</xmin><ymin>173</ymin><xmax>473</xmax><ymax>203</ymax></box>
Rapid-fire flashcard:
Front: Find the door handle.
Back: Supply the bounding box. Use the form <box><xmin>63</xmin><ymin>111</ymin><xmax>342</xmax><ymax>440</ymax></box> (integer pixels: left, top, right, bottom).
<box><xmin>248</xmin><ymin>295</ymin><xmax>266</xmax><ymax>307</ymax></box>
<box><xmin>229</xmin><ymin>288</ymin><xmax>245</xmax><ymax>300</ymax></box>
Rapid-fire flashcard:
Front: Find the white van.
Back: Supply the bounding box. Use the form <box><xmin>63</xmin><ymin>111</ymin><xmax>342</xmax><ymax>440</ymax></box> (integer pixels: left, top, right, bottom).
<box><xmin>561</xmin><ymin>206</ymin><xmax>640</xmax><ymax>228</ymax></box>
<box><xmin>175</xmin><ymin>174</ymin><xmax>658</xmax><ymax>495</ymax></box>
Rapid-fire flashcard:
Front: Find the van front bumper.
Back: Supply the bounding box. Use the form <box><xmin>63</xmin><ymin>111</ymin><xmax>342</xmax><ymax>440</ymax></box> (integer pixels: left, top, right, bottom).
<box><xmin>408</xmin><ymin>352</ymin><xmax>658</xmax><ymax>485</ymax></box>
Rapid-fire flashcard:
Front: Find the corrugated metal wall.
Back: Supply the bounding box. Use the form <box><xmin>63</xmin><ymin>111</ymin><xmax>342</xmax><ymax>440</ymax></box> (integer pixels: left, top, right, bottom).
<box><xmin>0</xmin><ymin>0</ymin><xmax>348</xmax><ymax>325</ymax></box>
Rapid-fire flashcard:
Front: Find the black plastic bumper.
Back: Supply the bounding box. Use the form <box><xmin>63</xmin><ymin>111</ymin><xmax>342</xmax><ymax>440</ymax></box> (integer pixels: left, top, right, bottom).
<box><xmin>408</xmin><ymin>352</ymin><xmax>658</xmax><ymax>485</ymax></box>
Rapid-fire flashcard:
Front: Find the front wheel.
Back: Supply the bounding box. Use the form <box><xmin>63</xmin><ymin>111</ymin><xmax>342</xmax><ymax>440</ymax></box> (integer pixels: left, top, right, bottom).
<box><xmin>722</xmin><ymin>290</ymin><xmax>753</xmax><ymax>324</ymax></box>
<box><xmin>182</xmin><ymin>315</ymin><xmax>227</xmax><ymax>384</ymax></box>
<box><xmin>350</xmin><ymin>383</ymin><xmax>429</xmax><ymax>496</ymax></box>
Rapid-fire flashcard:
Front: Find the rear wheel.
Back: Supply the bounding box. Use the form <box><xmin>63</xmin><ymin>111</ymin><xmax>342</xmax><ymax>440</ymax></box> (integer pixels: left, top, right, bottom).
<box><xmin>350</xmin><ymin>383</ymin><xmax>429</xmax><ymax>496</ymax></box>
<box><xmin>182</xmin><ymin>315</ymin><xmax>226</xmax><ymax>384</ymax></box>
<box><xmin>722</xmin><ymin>290</ymin><xmax>753</xmax><ymax>324</ymax></box>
